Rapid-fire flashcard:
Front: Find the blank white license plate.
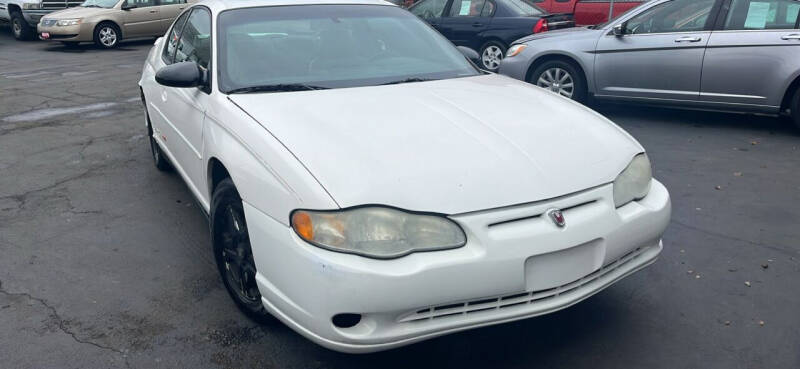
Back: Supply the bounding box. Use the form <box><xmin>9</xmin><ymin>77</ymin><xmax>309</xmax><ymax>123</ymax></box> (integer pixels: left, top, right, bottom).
<box><xmin>524</xmin><ymin>239</ymin><xmax>604</xmax><ymax>291</ymax></box>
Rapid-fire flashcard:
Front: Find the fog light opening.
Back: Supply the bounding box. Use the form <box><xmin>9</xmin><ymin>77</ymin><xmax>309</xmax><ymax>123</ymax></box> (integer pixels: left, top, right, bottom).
<box><xmin>332</xmin><ymin>313</ymin><xmax>362</xmax><ymax>329</ymax></box>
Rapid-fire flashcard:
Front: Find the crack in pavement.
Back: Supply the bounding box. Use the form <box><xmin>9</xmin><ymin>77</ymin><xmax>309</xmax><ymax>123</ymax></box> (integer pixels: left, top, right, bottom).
<box><xmin>0</xmin><ymin>279</ymin><xmax>128</xmax><ymax>360</ymax></box>
<box><xmin>671</xmin><ymin>220</ymin><xmax>800</xmax><ymax>257</ymax></box>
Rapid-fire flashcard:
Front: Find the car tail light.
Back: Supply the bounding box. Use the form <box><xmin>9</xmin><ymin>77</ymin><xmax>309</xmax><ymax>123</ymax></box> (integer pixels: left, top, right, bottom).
<box><xmin>534</xmin><ymin>18</ymin><xmax>549</xmax><ymax>33</ymax></box>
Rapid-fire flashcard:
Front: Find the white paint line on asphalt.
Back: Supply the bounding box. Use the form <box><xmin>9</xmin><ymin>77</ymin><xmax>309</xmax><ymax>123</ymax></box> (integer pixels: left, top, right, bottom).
<box><xmin>2</xmin><ymin>102</ymin><xmax>118</xmax><ymax>123</ymax></box>
<box><xmin>2</xmin><ymin>71</ymin><xmax>52</xmax><ymax>79</ymax></box>
<box><xmin>1</xmin><ymin>97</ymin><xmax>141</xmax><ymax>123</ymax></box>
<box><xmin>61</xmin><ymin>70</ymin><xmax>98</xmax><ymax>77</ymax></box>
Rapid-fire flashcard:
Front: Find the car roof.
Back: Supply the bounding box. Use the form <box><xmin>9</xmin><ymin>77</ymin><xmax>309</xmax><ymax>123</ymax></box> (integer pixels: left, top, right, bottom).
<box><xmin>199</xmin><ymin>0</ymin><xmax>394</xmax><ymax>12</ymax></box>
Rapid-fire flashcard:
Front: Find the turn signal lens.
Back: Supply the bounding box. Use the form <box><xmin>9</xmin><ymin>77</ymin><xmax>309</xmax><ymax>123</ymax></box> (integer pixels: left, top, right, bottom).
<box><xmin>290</xmin><ymin>207</ymin><xmax>467</xmax><ymax>259</ymax></box>
<box><xmin>507</xmin><ymin>44</ymin><xmax>527</xmax><ymax>58</ymax></box>
<box><xmin>292</xmin><ymin>211</ymin><xmax>314</xmax><ymax>240</ymax></box>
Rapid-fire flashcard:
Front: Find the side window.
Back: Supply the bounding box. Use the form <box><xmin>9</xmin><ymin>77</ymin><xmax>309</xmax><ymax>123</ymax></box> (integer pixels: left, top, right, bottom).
<box><xmin>723</xmin><ymin>0</ymin><xmax>800</xmax><ymax>30</ymax></box>
<box><xmin>481</xmin><ymin>0</ymin><xmax>495</xmax><ymax>16</ymax></box>
<box><xmin>410</xmin><ymin>0</ymin><xmax>448</xmax><ymax>19</ymax></box>
<box><xmin>162</xmin><ymin>10</ymin><xmax>190</xmax><ymax>64</ymax></box>
<box><xmin>158</xmin><ymin>0</ymin><xmax>185</xmax><ymax>4</ymax></box>
<box><xmin>174</xmin><ymin>8</ymin><xmax>212</xmax><ymax>69</ymax></box>
<box><xmin>448</xmin><ymin>0</ymin><xmax>490</xmax><ymax>17</ymax></box>
<box><xmin>625</xmin><ymin>0</ymin><xmax>716</xmax><ymax>34</ymax></box>
<box><xmin>127</xmin><ymin>0</ymin><xmax>155</xmax><ymax>8</ymax></box>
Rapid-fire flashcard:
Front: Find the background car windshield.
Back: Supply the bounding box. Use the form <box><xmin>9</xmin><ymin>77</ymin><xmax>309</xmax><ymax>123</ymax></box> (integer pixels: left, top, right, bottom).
<box><xmin>217</xmin><ymin>5</ymin><xmax>480</xmax><ymax>93</ymax></box>
<box><xmin>81</xmin><ymin>0</ymin><xmax>119</xmax><ymax>8</ymax></box>
<box><xmin>504</xmin><ymin>0</ymin><xmax>545</xmax><ymax>16</ymax></box>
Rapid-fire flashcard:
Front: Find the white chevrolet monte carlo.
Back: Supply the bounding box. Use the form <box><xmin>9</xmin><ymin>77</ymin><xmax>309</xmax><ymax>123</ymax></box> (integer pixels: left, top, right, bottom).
<box><xmin>139</xmin><ymin>0</ymin><xmax>671</xmax><ymax>353</ymax></box>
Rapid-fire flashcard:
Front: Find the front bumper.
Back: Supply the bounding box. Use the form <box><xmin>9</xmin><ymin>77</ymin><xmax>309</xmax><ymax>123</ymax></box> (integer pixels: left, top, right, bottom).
<box><xmin>245</xmin><ymin>180</ymin><xmax>671</xmax><ymax>353</ymax></box>
<box><xmin>37</xmin><ymin>22</ymin><xmax>93</xmax><ymax>41</ymax></box>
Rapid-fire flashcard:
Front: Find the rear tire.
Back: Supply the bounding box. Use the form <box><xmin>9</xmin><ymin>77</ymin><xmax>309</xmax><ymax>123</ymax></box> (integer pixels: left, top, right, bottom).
<box><xmin>211</xmin><ymin>178</ymin><xmax>272</xmax><ymax>324</ymax></box>
<box><xmin>529</xmin><ymin>59</ymin><xmax>587</xmax><ymax>103</ymax></box>
<box><xmin>93</xmin><ymin>22</ymin><xmax>120</xmax><ymax>49</ymax></box>
<box><xmin>144</xmin><ymin>106</ymin><xmax>172</xmax><ymax>172</ymax></box>
<box><xmin>791</xmin><ymin>88</ymin><xmax>800</xmax><ymax>131</ymax></box>
<box><xmin>479</xmin><ymin>41</ymin><xmax>506</xmax><ymax>72</ymax></box>
<box><xmin>10</xmin><ymin>11</ymin><xmax>35</xmax><ymax>41</ymax></box>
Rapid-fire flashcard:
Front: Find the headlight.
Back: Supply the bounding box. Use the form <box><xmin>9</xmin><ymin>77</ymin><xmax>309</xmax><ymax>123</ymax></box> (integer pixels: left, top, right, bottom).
<box><xmin>291</xmin><ymin>206</ymin><xmax>467</xmax><ymax>259</ymax></box>
<box><xmin>613</xmin><ymin>153</ymin><xmax>652</xmax><ymax>208</ymax></box>
<box><xmin>506</xmin><ymin>44</ymin><xmax>527</xmax><ymax>58</ymax></box>
<box><xmin>56</xmin><ymin>19</ymin><xmax>81</xmax><ymax>26</ymax></box>
<box><xmin>22</xmin><ymin>2</ymin><xmax>42</xmax><ymax>9</ymax></box>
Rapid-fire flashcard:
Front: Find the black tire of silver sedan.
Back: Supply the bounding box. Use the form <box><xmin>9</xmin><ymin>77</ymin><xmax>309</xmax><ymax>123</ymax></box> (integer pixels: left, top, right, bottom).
<box><xmin>530</xmin><ymin>60</ymin><xmax>587</xmax><ymax>103</ymax></box>
<box><xmin>792</xmin><ymin>88</ymin><xmax>800</xmax><ymax>131</ymax></box>
<box><xmin>10</xmin><ymin>11</ymin><xmax>35</xmax><ymax>41</ymax></box>
<box><xmin>479</xmin><ymin>41</ymin><xmax>506</xmax><ymax>72</ymax></box>
<box><xmin>211</xmin><ymin>178</ymin><xmax>272</xmax><ymax>323</ymax></box>
<box><xmin>93</xmin><ymin>22</ymin><xmax>120</xmax><ymax>49</ymax></box>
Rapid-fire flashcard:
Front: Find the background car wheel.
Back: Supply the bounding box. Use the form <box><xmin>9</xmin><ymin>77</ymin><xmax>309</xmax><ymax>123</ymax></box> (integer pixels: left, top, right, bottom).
<box><xmin>479</xmin><ymin>41</ymin><xmax>506</xmax><ymax>71</ymax></box>
<box><xmin>211</xmin><ymin>178</ymin><xmax>272</xmax><ymax>323</ymax></box>
<box><xmin>10</xmin><ymin>11</ymin><xmax>35</xmax><ymax>40</ymax></box>
<box><xmin>144</xmin><ymin>109</ymin><xmax>172</xmax><ymax>172</ymax></box>
<box><xmin>792</xmin><ymin>88</ymin><xmax>800</xmax><ymax>131</ymax></box>
<box><xmin>530</xmin><ymin>60</ymin><xmax>587</xmax><ymax>103</ymax></box>
<box><xmin>93</xmin><ymin>22</ymin><xmax>120</xmax><ymax>49</ymax></box>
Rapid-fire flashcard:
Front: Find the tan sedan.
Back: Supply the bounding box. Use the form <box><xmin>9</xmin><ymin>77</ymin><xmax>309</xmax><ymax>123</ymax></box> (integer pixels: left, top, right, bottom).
<box><xmin>37</xmin><ymin>0</ymin><xmax>190</xmax><ymax>48</ymax></box>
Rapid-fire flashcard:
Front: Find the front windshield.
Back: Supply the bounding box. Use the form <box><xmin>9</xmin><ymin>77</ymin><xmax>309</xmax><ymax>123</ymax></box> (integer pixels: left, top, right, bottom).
<box><xmin>81</xmin><ymin>0</ymin><xmax>119</xmax><ymax>8</ymax></box>
<box><xmin>217</xmin><ymin>5</ymin><xmax>480</xmax><ymax>93</ymax></box>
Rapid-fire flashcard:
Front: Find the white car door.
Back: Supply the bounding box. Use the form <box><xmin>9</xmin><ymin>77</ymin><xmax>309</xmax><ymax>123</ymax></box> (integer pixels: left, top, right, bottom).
<box><xmin>150</xmin><ymin>6</ymin><xmax>212</xmax><ymax>197</ymax></box>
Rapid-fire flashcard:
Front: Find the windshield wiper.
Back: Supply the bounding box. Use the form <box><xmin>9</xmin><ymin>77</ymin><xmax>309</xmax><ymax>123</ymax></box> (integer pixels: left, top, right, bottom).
<box><xmin>82</xmin><ymin>4</ymin><xmax>102</xmax><ymax>7</ymax></box>
<box><xmin>226</xmin><ymin>84</ymin><xmax>329</xmax><ymax>94</ymax></box>
<box><xmin>380</xmin><ymin>77</ymin><xmax>434</xmax><ymax>86</ymax></box>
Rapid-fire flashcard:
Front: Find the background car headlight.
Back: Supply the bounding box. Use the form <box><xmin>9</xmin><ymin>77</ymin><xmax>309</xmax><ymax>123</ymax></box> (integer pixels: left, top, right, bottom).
<box><xmin>56</xmin><ymin>19</ymin><xmax>81</xmax><ymax>26</ymax></box>
<box><xmin>506</xmin><ymin>44</ymin><xmax>527</xmax><ymax>58</ymax></box>
<box><xmin>291</xmin><ymin>206</ymin><xmax>467</xmax><ymax>259</ymax></box>
<box><xmin>23</xmin><ymin>2</ymin><xmax>42</xmax><ymax>9</ymax></box>
<box><xmin>613</xmin><ymin>153</ymin><xmax>652</xmax><ymax>208</ymax></box>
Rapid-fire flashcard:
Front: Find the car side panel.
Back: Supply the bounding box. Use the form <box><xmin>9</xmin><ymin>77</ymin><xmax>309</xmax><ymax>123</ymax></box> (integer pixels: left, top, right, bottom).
<box><xmin>700</xmin><ymin>30</ymin><xmax>800</xmax><ymax>109</ymax></box>
<box><xmin>202</xmin><ymin>98</ymin><xmax>339</xmax><ymax>225</ymax></box>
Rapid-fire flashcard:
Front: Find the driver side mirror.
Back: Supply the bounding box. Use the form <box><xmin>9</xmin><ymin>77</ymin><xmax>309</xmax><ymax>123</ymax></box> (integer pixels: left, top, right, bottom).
<box><xmin>457</xmin><ymin>46</ymin><xmax>481</xmax><ymax>66</ymax></box>
<box><xmin>155</xmin><ymin>61</ymin><xmax>207</xmax><ymax>89</ymax></box>
<box><xmin>121</xmin><ymin>1</ymin><xmax>137</xmax><ymax>10</ymax></box>
<box><xmin>612</xmin><ymin>23</ymin><xmax>626</xmax><ymax>36</ymax></box>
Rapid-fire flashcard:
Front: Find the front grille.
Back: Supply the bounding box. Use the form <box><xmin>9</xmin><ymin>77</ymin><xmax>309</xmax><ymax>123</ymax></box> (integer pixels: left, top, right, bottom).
<box><xmin>397</xmin><ymin>246</ymin><xmax>648</xmax><ymax>323</ymax></box>
<box><xmin>41</xmin><ymin>0</ymin><xmax>84</xmax><ymax>9</ymax></box>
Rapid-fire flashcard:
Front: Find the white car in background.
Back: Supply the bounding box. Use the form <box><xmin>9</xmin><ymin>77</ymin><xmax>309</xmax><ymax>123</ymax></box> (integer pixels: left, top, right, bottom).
<box><xmin>138</xmin><ymin>0</ymin><xmax>671</xmax><ymax>353</ymax></box>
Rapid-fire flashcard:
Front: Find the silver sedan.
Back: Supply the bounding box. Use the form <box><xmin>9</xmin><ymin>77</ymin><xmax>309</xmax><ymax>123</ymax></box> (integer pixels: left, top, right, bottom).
<box><xmin>499</xmin><ymin>0</ymin><xmax>800</xmax><ymax>128</ymax></box>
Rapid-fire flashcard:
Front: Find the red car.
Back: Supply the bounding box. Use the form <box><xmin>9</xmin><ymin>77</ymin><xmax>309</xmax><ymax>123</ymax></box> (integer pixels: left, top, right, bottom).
<box><xmin>530</xmin><ymin>0</ymin><xmax>646</xmax><ymax>25</ymax></box>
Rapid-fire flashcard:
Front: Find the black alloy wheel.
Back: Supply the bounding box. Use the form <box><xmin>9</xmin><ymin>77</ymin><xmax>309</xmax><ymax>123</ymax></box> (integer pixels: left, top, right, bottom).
<box><xmin>211</xmin><ymin>178</ymin><xmax>271</xmax><ymax>323</ymax></box>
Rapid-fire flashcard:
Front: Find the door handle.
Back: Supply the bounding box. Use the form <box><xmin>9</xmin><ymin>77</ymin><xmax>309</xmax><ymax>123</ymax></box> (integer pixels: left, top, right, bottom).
<box><xmin>472</xmin><ymin>22</ymin><xmax>483</xmax><ymax>27</ymax></box>
<box><xmin>149</xmin><ymin>9</ymin><xmax>157</xmax><ymax>13</ymax></box>
<box><xmin>674</xmin><ymin>36</ymin><xmax>701</xmax><ymax>43</ymax></box>
<box><xmin>782</xmin><ymin>34</ymin><xmax>800</xmax><ymax>40</ymax></box>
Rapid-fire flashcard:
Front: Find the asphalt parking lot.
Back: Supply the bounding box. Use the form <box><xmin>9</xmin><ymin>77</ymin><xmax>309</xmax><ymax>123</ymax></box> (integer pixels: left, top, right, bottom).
<box><xmin>1</xmin><ymin>27</ymin><xmax>799</xmax><ymax>369</ymax></box>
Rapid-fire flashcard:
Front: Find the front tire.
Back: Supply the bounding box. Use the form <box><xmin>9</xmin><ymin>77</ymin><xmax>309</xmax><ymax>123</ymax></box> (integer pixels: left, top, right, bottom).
<box><xmin>10</xmin><ymin>12</ymin><xmax>35</xmax><ymax>41</ymax></box>
<box><xmin>211</xmin><ymin>178</ymin><xmax>271</xmax><ymax>323</ymax></box>
<box><xmin>479</xmin><ymin>41</ymin><xmax>506</xmax><ymax>72</ymax></box>
<box><xmin>93</xmin><ymin>22</ymin><xmax>120</xmax><ymax>49</ymax></box>
<box><xmin>529</xmin><ymin>60</ymin><xmax>587</xmax><ymax>103</ymax></box>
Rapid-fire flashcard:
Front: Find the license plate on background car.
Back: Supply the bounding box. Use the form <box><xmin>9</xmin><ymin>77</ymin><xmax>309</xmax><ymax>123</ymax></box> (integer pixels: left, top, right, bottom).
<box><xmin>41</xmin><ymin>32</ymin><xmax>50</xmax><ymax>39</ymax></box>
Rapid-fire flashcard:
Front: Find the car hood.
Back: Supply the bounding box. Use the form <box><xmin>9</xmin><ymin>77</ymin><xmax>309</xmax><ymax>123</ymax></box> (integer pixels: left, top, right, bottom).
<box><xmin>514</xmin><ymin>26</ymin><xmax>601</xmax><ymax>44</ymax></box>
<box><xmin>229</xmin><ymin>74</ymin><xmax>642</xmax><ymax>214</ymax></box>
<box><xmin>42</xmin><ymin>7</ymin><xmax>116</xmax><ymax>20</ymax></box>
